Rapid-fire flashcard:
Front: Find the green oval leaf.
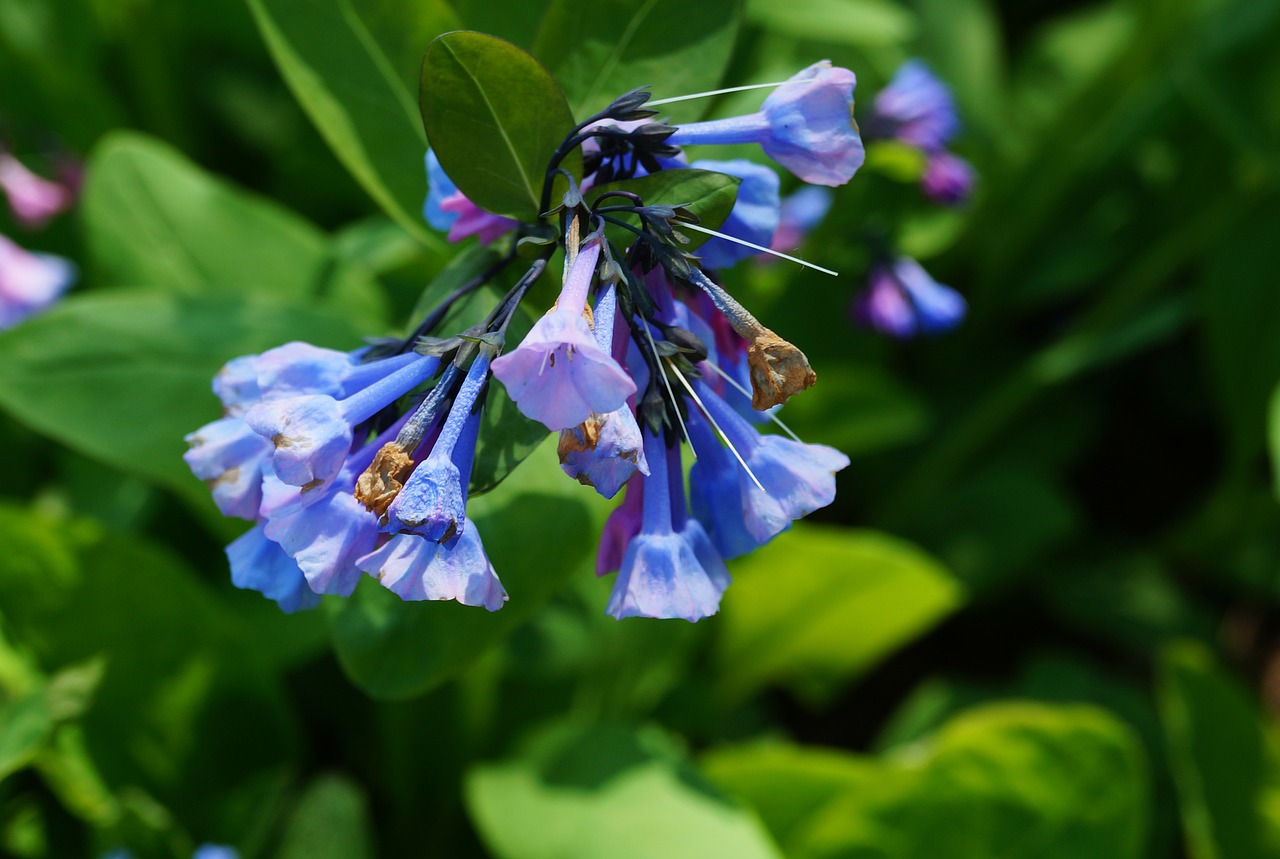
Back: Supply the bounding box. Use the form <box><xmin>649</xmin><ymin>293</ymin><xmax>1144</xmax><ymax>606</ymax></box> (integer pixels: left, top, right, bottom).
<box><xmin>420</xmin><ymin>31</ymin><xmax>580</xmax><ymax>221</ymax></box>
<box><xmin>532</xmin><ymin>0</ymin><xmax>744</xmax><ymax>123</ymax></box>
<box><xmin>246</xmin><ymin>0</ymin><xmax>450</xmax><ymax>244</ymax></box>
<box><xmin>587</xmin><ymin>168</ymin><xmax>740</xmax><ymax>250</ymax></box>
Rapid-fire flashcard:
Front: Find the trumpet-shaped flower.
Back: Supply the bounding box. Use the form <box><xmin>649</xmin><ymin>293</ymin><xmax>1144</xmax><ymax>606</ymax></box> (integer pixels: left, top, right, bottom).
<box><xmin>868</xmin><ymin>60</ymin><xmax>959</xmax><ymax>153</ymax></box>
<box><xmin>669</xmin><ymin>61</ymin><xmax>864</xmax><ymax>187</ymax></box>
<box><xmin>852</xmin><ymin>256</ymin><xmax>966</xmax><ymax>337</ymax></box>
<box><xmin>689</xmin><ymin>159</ymin><xmax>781</xmax><ymax>269</ymax></box>
<box><xmin>492</xmin><ymin>239</ymin><xmax>635</xmax><ymax>430</ymax></box>
<box><xmin>226</xmin><ymin>524</ymin><xmax>321</xmax><ymax>613</ymax></box>
<box><xmin>183</xmin><ymin>417</ymin><xmax>273</xmax><ymax>520</ymax></box>
<box><xmin>358</xmin><ymin>526</ymin><xmax>507</xmax><ymax>610</ymax></box>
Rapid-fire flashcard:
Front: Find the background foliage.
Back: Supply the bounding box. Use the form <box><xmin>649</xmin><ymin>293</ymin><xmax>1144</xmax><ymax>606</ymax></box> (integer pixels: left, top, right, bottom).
<box><xmin>2</xmin><ymin>0</ymin><xmax>1280</xmax><ymax>855</ymax></box>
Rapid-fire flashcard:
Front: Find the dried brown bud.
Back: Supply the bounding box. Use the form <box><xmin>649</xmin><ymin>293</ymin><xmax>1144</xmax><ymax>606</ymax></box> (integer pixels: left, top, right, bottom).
<box><xmin>558</xmin><ymin>415</ymin><xmax>603</xmax><ymax>462</ymax></box>
<box><xmin>746</xmin><ymin>330</ymin><xmax>817</xmax><ymax>409</ymax></box>
<box><xmin>354</xmin><ymin>442</ymin><xmax>415</xmax><ymax>517</ymax></box>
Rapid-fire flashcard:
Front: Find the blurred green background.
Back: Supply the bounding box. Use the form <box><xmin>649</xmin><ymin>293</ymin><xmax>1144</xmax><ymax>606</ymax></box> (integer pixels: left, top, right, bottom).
<box><xmin>3</xmin><ymin>0</ymin><xmax>1280</xmax><ymax>856</ymax></box>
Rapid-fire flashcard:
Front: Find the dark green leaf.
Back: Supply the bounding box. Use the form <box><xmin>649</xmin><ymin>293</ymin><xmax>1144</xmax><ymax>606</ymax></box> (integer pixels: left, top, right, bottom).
<box><xmin>466</xmin><ymin>722</ymin><xmax>783</xmax><ymax>859</ymax></box>
<box><xmin>420</xmin><ymin>31</ymin><xmax>579</xmax><ymax>220</ymax></box>
<box><xmin>277</xmin><ymin>776</ymin><xmax>375</xmax><ymax>859</ymax></box>
<box><xmin>0</xmin><ymin>693</ymin><xmax>52</xmax><ymax>782</ymax></box>
<box><xmin>745</xmin><ymin>0</ymin><xmax>917</xmax><ymax>48</ymax></box>
<box><xmin>532</xmin><ymin>0</ymin><xmax>743</xmax><ymax>123</ymax></box>
<box><xmin>329</xmin><ymin>446</ymin><xmax>593</xmax><ymax>699</ymax></box>
<box><xmin>0</xmin><ymin>291</ymin><xmax>363</xmax><ymax>503</ymax></box>
<box><xmin>588</xmin><ymin>169</ymin><xmax>740</xmax><ymax>251</ymax></box>
<box><xmin>714</xmin><ymin>525</ymin><xmax>964</xmax><ymax>704</ymax></box>
<box><xmin>1157</xmin><ymin>642</ymin><xmax>1280</xmax><ymax>859</ymax></box>
<box><xmin>246</xmin><ymin>0</ymin><xmax>442</xmax><ymax>242</ymax></box>
<box><xmin>82</xmin><ymin>132</ymin><xmax>388</xmax><ymax>329</ymax></box>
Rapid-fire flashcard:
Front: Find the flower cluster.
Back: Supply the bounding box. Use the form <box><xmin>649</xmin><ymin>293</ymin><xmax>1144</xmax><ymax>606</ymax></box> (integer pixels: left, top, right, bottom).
<box><xmin>0</xmin><ymin>148</ymin><xmax>78</xmax><ymax>330</ymax></box>
<box><xmin>188</xmin><ymin>61</ymin><xmax>861</xmax><ymax>620</ymax></box>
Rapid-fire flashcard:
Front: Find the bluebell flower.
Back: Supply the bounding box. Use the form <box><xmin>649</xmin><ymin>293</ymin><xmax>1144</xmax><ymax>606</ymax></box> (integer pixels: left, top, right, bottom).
<box><xmin>263</xmin><ymin>483</ymin><xmax>378</xmax><ymax>597</ymax></box>
<box><xmin>688</xmin><ymin>159</ymin><xmax>781</xmax><ymax>269</ymax></box>
<box><xmin>597</xmin><ymin>472</ymin><xmax>644</xmax><ymax>575</ymax></box>
<box><xmin>606</xmin><ymin>426</ymin><xmax>728</xmax><ymax>621</ymax></box>
<box><xmin>922</xmin><ymin>150</ymin><xmax>975</xmax><ymax>206</ymax></box>
<box><xmin>868</xmin><ymin>59</ymin><xmax>959</xmax><ymax>153</ymax></box>
<box><xmin>0</xmin><ymin>233</ymin><xmax>74</xmax><ymax>329</ymax></box>
<box><xmin>358</xmin><ymin>526</ymin><xmax>507</xmax><ymax>610</ymax></box>
<box><xmin>385</xmin><ymin>352</ymin><xmax>491</xmax><ymax>541</ymax></box>
<box><xmin>192</xmin><ymin>846</ymin><xmax>239</xmax><ymax>859</ymax></box>
<box><xmin>183</xmin><ymin>417</ymin><xmax>273</xmax><ymax>520</ymax></box>
<box><xmin>244</xmin><ymin>354</ymin><xmax>441</xmax><ymax>494</ymax></box>
<box><xmin>226</xmin><ymin>524</ymin><xmax>321</xmax><ymax>613</ymax></box>
<box><xmin>852</xmin><ymin>255</ymin><xmax>966</xmax><ymax>337</ymax></box>
<box><xmin>687</xmin><ymin>409</ymin><xmax>766</xmax><ymax>559</ymax></box>
<box><xmin>424</xmin><ymin>149</ymin><xmax>459</xmax><ymax>231</ymax></box>
<box><xmin>557</xmin><ymin>284</ymin><xmax>649</xmax><ymax>498</ymax></box>
<box><xmin>491</xmin><ymin>238</ymin><xmax>636</xmax><ymax>430</ymax></box>
<box><xmin>424</xmin><ymin>149</ymin><xmax>518</xmax><ymax>244</ymax></box>
<box><xmin>668</xmin><ymin>61</ymin><xmax>864</xmax><ymax>187</ymax></box>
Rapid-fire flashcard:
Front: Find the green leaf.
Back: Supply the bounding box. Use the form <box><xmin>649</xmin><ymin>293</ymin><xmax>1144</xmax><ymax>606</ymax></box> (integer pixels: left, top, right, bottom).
<box><xmin>745</xmin><ymin>0</ymin><xmax>917</xmax><ymax>48</ymax></box>
<box><xmin>0</xmin><ymin>692</ymin><xmax>52</xmax><ymax>782</ymax></box>
<box><xmin>587</xmin><ymin>169</ymin><xmax>741</xmax><ymax>251</ymax></box>
<box><xmin>532</xmin><ymin>0</ymin><xmax>744</xmax><ymax>123</ymax></box>
<box><xmin>277</xmin><ymin>775</ymin><xmax>375</xmax><ymax>859</ymax></box>
<box><xmin>329</xmin><ymin>443</ymin><xmax>593</xmax><ymax>699</ymax></box>
<box><xmin>0</xmin><ymin>291</ymin><xmax>363</xmax><ymax>503</ymax></box>
<box><xmin>245</xmin><ymin>0</ymin><xmax>442</xmax><ymax>242</ymax></box>
<box><xmin>465</xmin><ymin>722</ymin><xmax>783</xmax><ymax>859</ymax></box>
<box><xmin>420</xmin><ymin>31</ymin><xmax>579</xmax><ymax>221</ymax></box>
<box><xmin>81</xmin><ymin>132</ymin><xmax>388</xmax><ymax>329</ymax></box>
<box><xmin>714</xmin><ymin>525</ymin><xmax>964</xmax><ymax>703</ymax></box>
<box><xmin>708</xmin><ymin>703</ymin><xmax>1149</xmax><ymax>859</ymax></box>
<box><xmin>1157</xmin><ymin>641</ymin><xmax>1280</xmax><ymax>859</ymax></box>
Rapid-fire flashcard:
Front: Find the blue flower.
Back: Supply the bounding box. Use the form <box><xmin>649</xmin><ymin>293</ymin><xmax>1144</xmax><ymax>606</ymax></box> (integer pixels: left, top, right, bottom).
<box><xmin>226</xmin><ymin>524</ymin><xmax>321</xmax><ymax>613</ymax></box>
<box><xmin>425</xmin><ymin>149</ymin><xmax>518</xmax><ymax>244</ymax></box>
<box><xmin>358</xmin><ymin>526</ymin><xmax>507</xmax><ymax>610</ymax></box>
<box><xmin>262</xmin><ymin>483</ymin><xmax>378</xmax><ymax>597</ymax></box>
<box><xmin>491</xmin><ymin>238</ymin><xmax>635</xmax><ymax>430</ymax></box>
<box><xmin>922</xmin><ymin>150</ymin><xmax>975</xmax><ymax>206</ymax></box>
<box><xmin>183</xmin><ymin>417</ymin><xmax>273</xmax><ymax>520</ymax></box>
<box><xmin>668</xmin><ymin>61</ymin><xmax>864</xmax><ymax>187</ymax></box>
<box><xmin>868</xmin><ymin>59</ymin><xmax>959</xmax><ymax>153</ymax></box>
<box><xmin>424</xmin><ymin>149</ymin><xmax>459</xmax><ymax>231</ymax></box>
<box><xmin>688</xmin><ymin>159</ymin><xmax>781</xmax><ymax>269</ymax></box>
<box><xmin>852</xmin><ymin>256</ymin><xmax>966</xmax><ymax>337</ymax></box>
<box><xmin>0</xmin><ymin>233</ymin><xmax>75</xmax><ymax>329</ymax></box>
<box><xmin>606</xmin><ymin>426</ymin><xmax>728</xmax><ymax>621</ymax></box>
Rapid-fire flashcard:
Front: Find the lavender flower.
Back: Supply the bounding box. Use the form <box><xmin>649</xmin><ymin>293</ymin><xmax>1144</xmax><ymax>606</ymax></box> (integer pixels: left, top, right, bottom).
<box><xmin>424</xmin><ymin>149</ymin><xmax>517</xmax><ymax>244</ymax></box>
<box><xmin>0</xmin><ymin>153</ymin><xmax>74</xmax><ymax>229</ymax></box>
<box><xmin>358</xmin><ymin>526</ymin><xmax>507</xmax><ymax>610</ymax></box>
<box><xmin>688</xmin><ymin>159</ymin><xmax>781</xmax><ymax>269</ymax></box>
<box><xmin>668</xmin><ymin>61</ymin><xmax>864</xmax><ymax>187</ymax></box>
<box><xmin>868</xmin><ymin>60</ymin><xmax>959</xmax><ymax>153</ymax></box>
<box><xmin>0</xmin><ymin>234</ymin><xmax>74</xmax><ymax>329</ymax></box>
<box><xmin>922</xmin><ymin>151</ymin><xmax>975</xmax><ymax>206</ymax></box>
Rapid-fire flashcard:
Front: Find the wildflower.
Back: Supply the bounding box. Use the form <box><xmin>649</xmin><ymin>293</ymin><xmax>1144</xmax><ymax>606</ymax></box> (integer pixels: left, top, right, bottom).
<box><xmin>668</xmin><ymin>61</ymin><xmax>864</xmax><ymax>186</ymax></box>
<box><xmin>226</xmin><ymin>524</ymin><xmax>322</xmax><ymax>613</ymax></box>
<box><xmin>491</xmin><ymin>237</ymin><xmax>635</xmax><ymax>430</ymax></box>
<box><xmin>922</xmin><ymin>151</ymin><xmax>975</xmax><ymax>206</ymax></box>
<box><xmin>358</xmin><ymin>526</ymin><xmax>507</xmax><ymax>610</ymax></box>
<box><xmin>606</xmin><ymin>426</ymin><xmax>728</xmax><ymax>621</ymax></box>
<box><xmin>769</xmin><ymin>186</ymin><xmax>834</xmax><ymax>254</ymax></box>
<box><xmin>0</xmin><ymin>152</ymin><xmax>74</xmax><ymax>229</ymax></box>
<box><xmin>424</xmin><ymin>149</ymin><xmax>517</xmax><ymax>244</ymax></box>
<box><xmin>0</xmin><ymin>233</ymin><xmax>74</xmax><ymax>329</ymax></box>
<box><xmin>867</xmin><ymin>60</ymin><xmax>959</xmax><ymax>153</ymax></box>
<box><xmin>688</xmin><ymin>159</ymin><xmax>781</xmax><ymax>269</ymax></box>
<box><xmin>852</xmin><ymin>255</ymin><xmax>966</xmax><ymax>337</ymax></box>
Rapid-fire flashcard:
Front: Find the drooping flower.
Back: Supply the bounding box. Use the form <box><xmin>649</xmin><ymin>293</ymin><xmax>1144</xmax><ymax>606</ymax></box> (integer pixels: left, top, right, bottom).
<box><xmin>0</xmin><ymin>153</ymin><xmax>75</xmax><ymax>229</ymax></box>
<box><xmin>852</xmin><ymin>255</ymin><xmax>966</xmax><ymax>337</ymax></box>
<box><xmin>867</xmin><ymin>59</ymin><xmax>959</xmax><ymax>153</ymax></box>
<box><xmin>225</xmin><ymin>524</ymin><xmax>322</xmax><ymax>613</ymax></box>
<box><xmin>0</xmin><ymin>233</ymin><xmax>74</xmax><ymax>329</ymax></box>
<box><xmin>606</xmin><ymin>426</ymin><xmax>727</xmax><ymax>621</ymax></box>
<box><xmin>183</xmin><ymin>417</ymin><xmax>274</xmax><ymax>520</ymax></box>
<box><xmin>358</xmin><ymin>525</ymin><xmax>507</xmax><ymax>610</ymax></box>
<box><xmin>668</xmin><ymin>61</ymin><xmax>864</xmax><ymax>187</ymax></box>
<box><xmin>491</xmin><ymin>238</ymin><xmax>636</xmax><ymax>430</ymax></box>
<box><xmin>688</xmin><ymin>159</ymin><xmax>781</xmax><ymax>269</ymax></box>
<box><xmin>922</xmin><ymin>150</ymin><xmax>975</xmax><ymax>206</ymax></box>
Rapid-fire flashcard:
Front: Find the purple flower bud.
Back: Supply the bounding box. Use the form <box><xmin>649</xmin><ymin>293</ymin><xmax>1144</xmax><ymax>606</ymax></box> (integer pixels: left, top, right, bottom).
<box><xmin>358</xmin><ymin>527</ymin><xmax>507</xmax><ymax>611</ymax></box>
<box><xmin>0</xmin><ymin>153</ymin><xmax>74</xmax><ymax>229</ymax></box>
<box><xmin>688</xmin><ymin>159</ymin><xmax>781</xmax><ymax>269</ymax></box>
<box><xmin>852</xmin><ymin>256</ymin><xmax>965</xmax><ymax>337</ymax></box>
<box><xmin>669</xmin><ymin>62</ymin><xmax>864</xmax><ymax>187</ymax></box>
<box><xmin>921</xmin><ymin>151</ymin><xmax>975</xmax><ymax>206</ymax></box>
<box><xmin>868</xmin><ymin>60</ymin><xmax>960</xmax><ymax>153</ymax></box>
<box><xmin>0</xmin><ymin>234</ymin><xmax>74</xmax><ymax>329</ymax></box>
<box><xmin>491</xmin><ymin>239</ymin><xmax>636</xmax><ymax>430</ymax></box>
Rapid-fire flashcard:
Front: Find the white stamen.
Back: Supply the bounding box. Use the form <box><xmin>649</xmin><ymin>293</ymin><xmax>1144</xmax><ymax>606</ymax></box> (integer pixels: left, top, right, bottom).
<box><xmin>669</xmin><ymin>360</ymin><xmax>766</xmax><ymax>493</ymax></box>
<box><xmin>642</xmin><ymin>324</ymin><xmax>694</xmax><ymax>455</ymax></box>
<box><xmin>647</xmin><ymin>81</ymin><xmax>792</xmax><ymax>107</ymax></box>
<box><xmin>703</xmin><ymin>359</ymin><xmax>802</xmax><ymax>442</ymax></box>
<box><xmin>682</xmin><ymin>223</ymin><xmax>839</xmax><ymax>276</ymax></box>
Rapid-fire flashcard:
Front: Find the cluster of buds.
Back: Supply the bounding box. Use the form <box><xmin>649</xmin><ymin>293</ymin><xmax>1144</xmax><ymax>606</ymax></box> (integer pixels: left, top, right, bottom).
<box><xmin>187</xmin><ymin>60</ymin><xmax>863</xmax><ymax>620</ymax></box>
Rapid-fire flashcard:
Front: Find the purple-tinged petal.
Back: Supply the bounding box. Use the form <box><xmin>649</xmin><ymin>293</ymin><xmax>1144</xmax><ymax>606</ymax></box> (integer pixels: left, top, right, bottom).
<box><xmin>921</xmin><ymin>150</ymin><xmax>975</xmax><ymax>206</ymax></box>
<box><xmin>687</xmin><ymin>411</ymin><xmax>768</xmax><ymax>559</ymax></box>
<box><xmin>264</xmin><ymin>489</ymin><xmax>378</xmax><ymax>596</ymax></box>
<box><xmin>226</xmin><ymin>525</ymin><xmax>321</xmax><ymax>613</ymax></box>
<box><xmin>0</xmin><ymin>154</ymin><xmax>74</xmax><ymax>229</ymax></box>
<box><xmin>689</xmin><ymin>159</ymin><xmax>781</xmax><ymax>268</ymax></box>
<box><xmin>558</xmin><ymin>405</ymin><xmax>650</xmax><ymax>500</ymax></box>
<box><xmin>598</xmin><ymin>473</ymin><xmax>644</xmax><ymax>576</ymax></box>
<box><xmin>0</xmin><ymin>234</ymin><xmax>74</xmax><ymax>329</ymax></box>
<box><xmin>893</xmin><ymin>256</ymin><xmax>966</xmax><ymax>334</ymax></box>
<box><xmin>759</xmin><ymin>61</ymin><xmax>865</xmax><ymax>186</ymax></box>
<box><xmin>607</xmin><ymin>533</ymin><xmax>723</xmax><ymax>622</ymax></box>
<box><xmin>869</xmin><ymin>59</ymin><xmax>960</xmax><ymax>152</ymax></box>
<box><xmin>852</xmin><ymin>265</ymin><xmax>917</xmax><ymax>337</ymax></box>
<box><xmin>770</xmin><ymin>186</ymin><xmax>834</xmax><ymax>253</ymax></box>
<box><xmin>183</xmin><ymin>417</ymin><xmax>272</xmax><ymax>520</ymax></box>
<box><xmin>358</xmin><ymin>528</ymin><xmax>507</xmax><ymax>611</ymax></box>
<box><xmin>441</xmin><ymin>192</ymin><xmax>518</xmax><ymax>245</ymax></box>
